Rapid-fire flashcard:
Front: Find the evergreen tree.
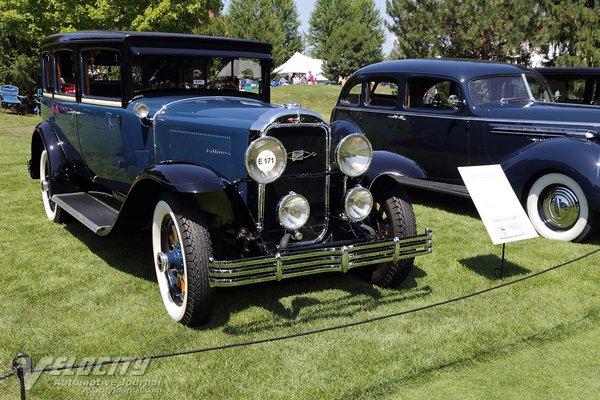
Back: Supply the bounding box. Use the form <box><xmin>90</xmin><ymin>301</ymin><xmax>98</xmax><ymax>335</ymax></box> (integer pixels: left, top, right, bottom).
<box><xmin>228</xmin><ymin>0</ymin><xmax>302</xmax><ymax>65</ymax></box>
<box><xmin>308</xmin><ymin>0</ymin><xmax>384</xmax><ymax>59</ymax></box>
<box><xmin>386</xmin><ymin>0</ymin><xmax>543</xmax><ymax>64</ymax></box>
<box><xmin>538</xmin><ymin>0</ymin><xmax>600</xmax><ymax>66</ymax></box>
<box><xmin>322</xmin><ymin>21</ymin><xmax>383</xmax><ymax>80</ymax></box>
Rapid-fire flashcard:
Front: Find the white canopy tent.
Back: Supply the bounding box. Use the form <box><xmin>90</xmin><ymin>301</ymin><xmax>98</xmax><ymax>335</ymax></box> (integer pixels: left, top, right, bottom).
<box><xmin>273</xmin><ymin>52</ymin><xmax>327</xmax><ymax>81</ymax></box>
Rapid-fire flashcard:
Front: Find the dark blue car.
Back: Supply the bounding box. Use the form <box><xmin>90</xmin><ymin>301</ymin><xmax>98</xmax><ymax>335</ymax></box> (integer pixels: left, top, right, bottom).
<box><xmin>29</xmin><ymin>32</ymin><xmax>431</xmax><ymax>326</ymax></box>
<box><xmin>332</xmin><ymin>59</ymin><xmax>600</xmax><ymax>242</ymax></box>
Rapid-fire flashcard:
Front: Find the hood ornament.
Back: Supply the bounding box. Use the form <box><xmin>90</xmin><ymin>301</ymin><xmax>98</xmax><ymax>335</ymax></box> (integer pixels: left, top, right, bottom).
<box><xmin>288</xmin><ymin>150</ymin><xmax>317</xmax><ymax>162</ymax></box>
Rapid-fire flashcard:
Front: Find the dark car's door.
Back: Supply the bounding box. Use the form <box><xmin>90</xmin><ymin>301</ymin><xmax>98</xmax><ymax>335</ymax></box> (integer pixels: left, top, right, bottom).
<box><xmin>395</xmin><ymin>75</ymin><xmax>469</xmax><ymax>183</ymax></box>
<box><xmin>50</xmin><ymin>49</ymin><xmax>81</xmax><ymax>154</ymax></box>
<box><xmin>76</xmin><ymin>47</ymin><xmax>130</xmax><ymax>192</ymax></box>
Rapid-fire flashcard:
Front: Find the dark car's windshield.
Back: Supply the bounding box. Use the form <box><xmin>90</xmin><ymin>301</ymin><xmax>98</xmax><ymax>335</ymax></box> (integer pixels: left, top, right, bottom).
<box><xmin>468</xmin><ymin>74</ymin><xmax>553</xmax><ymax>106</ymax></box>
<box><xmin>131</xmin><ymin>54</ymin><xmax>264</xmax><ymax>97</ymax></box>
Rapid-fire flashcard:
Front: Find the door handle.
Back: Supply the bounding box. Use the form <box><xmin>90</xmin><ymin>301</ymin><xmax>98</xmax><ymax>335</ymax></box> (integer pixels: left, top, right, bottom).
<box><xmin>388</xmin><ymin>114</ymin><xmax>406</xmax><ymax>120</ymax></box>
<box><xmin>66</xmin><ymin>110</ymin><xmax>81</xmax><ymax>115</ymax></box>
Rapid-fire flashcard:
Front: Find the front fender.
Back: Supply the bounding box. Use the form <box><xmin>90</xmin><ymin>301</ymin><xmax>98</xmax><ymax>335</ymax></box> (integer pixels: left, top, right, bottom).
<box><xmin>136</xmin><ymin>161</ymin><xmax>229</xmax><ymax>193</ymax></box>
<box><xmin>502</xmin><ymin>138</ymin><xmax>600</xmax><ymax>210</ymax></box>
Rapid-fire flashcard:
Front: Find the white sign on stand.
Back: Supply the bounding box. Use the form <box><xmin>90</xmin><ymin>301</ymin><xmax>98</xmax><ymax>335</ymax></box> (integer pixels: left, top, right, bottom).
<box><xmin>458</xmin><ymin>165</ymin><xmax>538</xmax><ymax>245</ymax></box>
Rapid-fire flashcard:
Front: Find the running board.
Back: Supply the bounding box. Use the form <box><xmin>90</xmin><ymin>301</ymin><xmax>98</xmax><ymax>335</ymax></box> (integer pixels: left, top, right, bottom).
<box><xmin>52</xmin><ymin>192</ymin><xmax>119</xmax><ymax>234</ymax></box>
<box><xmin>392</xmin><ymin>176</ymin><xmax>471</xmax><ymax>198</ymax></box>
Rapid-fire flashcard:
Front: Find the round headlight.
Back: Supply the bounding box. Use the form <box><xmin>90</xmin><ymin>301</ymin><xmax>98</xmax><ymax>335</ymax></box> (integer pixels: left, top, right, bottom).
<box><xmin>277</xmin><ymin>192</ymin><xmax>310</xmax><ymax>231</ymax></box>
<box><xmin>336</xmin><ymin>133</ymin><xmax>373</xmax><ymax>177</ymax></box>
<box><xmin>133</xmin><ymin>102</ymin><xmax>150</xmax><ymax>119</ymax></box>
<box><xmin>245</xmin><ymin>137</ymin><xmax>287</xmax><ymax>184</ymax></box>
<box><xmin>344</xmin><ymin>186</ymin><xmax>373</xmax><ymax>222</ymax></box>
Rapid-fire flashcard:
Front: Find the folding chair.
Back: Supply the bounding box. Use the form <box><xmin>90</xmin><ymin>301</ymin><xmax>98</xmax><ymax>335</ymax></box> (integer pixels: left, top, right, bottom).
<box><xmin>0</xmin><ymin>85</ymin><xmax>26</xmax><ymax>113</ymax></box>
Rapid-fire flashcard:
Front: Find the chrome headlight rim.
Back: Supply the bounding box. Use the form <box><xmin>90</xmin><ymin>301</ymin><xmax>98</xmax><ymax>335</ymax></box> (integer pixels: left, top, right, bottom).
<box><xmin>276</xmin><ymin>192</ymin><xmax>310</xmax><ymax>231</ymax></box>
<box><xmin>245</xmin><ymin>136</ymin><xmax>287</xmax><ymax>184</ymax></box>
<box><xmin>344</xmin><ymin>185</ymin><xmax>373</xmax><ymax>222</ymax></box>
<box><xmin>335</xmin><ymin>133</ymin><xmax>373</xmax><ymax>177</ymax></box>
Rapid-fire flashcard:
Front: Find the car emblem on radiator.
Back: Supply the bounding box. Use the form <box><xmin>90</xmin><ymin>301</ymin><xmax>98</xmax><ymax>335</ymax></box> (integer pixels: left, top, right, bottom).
<box><xmin>288</xmin><ymin>150</ymin><xmax>317</xmax><ymax>161</ymax></box>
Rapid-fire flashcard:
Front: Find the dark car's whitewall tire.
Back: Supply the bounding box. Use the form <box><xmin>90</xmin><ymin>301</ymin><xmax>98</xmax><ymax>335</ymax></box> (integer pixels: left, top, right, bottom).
<box><xmin>526</xmin><ymin>173</ymin><xmax>592</xmax><ymax>242</ymax></box>
<box><xmin>152</xmin><ymin>194</ymin><xmax>214</xmax><ymax>326</ymax></box>
<box><xmin>39</xmin><ymin>149</ymin><xmax>66</xmax><ymax>223</ymax></box>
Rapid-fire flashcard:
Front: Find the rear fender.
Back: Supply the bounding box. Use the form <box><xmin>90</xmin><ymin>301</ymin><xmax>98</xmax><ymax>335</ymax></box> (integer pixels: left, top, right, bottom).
<box><xmin>29</xmin><ymin>122</ymin><xmax>79</xmax><ymax>195</ymax></box>
<box><xmin>502</xmin><ymin>138</ymin><xmax>600</xmax><ymax>211</ymax></box>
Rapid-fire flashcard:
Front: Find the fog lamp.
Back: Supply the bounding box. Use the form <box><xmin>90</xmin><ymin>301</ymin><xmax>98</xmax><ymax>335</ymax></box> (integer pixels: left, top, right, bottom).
<box><xmin>335</xmin><ymin>133</ymin><xmax>373</xmax><ymax>177</ymax></box>
<box><xmin>245</xmin><ymin>137</ymin><xmax>287</xmax><ymax>184</ymax></box>
<box><xmin>277</xmin><ymin>192</ymin><xmax>310</xmax><ymax>230</ymax></box>
<box><xmin>344</xmin><ymin>186</ymin><xmax>373</xmax><ymax>222</ymax></box>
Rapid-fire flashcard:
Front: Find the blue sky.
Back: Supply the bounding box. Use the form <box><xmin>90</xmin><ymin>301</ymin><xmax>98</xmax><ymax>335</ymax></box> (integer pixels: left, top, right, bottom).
<box><xmin>223</xmin><ymin>0</ymin><xmax>395</xmax><ymax>55</ymax></box>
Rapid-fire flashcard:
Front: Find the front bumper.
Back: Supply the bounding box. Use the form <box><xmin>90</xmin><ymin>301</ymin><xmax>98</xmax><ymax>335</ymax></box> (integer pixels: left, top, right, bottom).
<box><xmin>208</xmin><ymin>229</ymin><xmax>432</xmax><ymax>287</ymax></box>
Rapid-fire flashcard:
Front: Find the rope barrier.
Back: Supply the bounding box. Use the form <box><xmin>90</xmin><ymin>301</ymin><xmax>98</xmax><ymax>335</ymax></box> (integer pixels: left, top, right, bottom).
<box><xmin>1</xmin><ymin>247</ymin><xmax>598</xmax><ymax>398</ymax></box>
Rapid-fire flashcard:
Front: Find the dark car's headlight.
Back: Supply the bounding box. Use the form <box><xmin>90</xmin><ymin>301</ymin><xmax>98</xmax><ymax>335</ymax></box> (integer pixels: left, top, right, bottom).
<box><xmin>344</xmin><ymin>186</ymin><xmax>373</xmax><ymax>222</ymax></box>
<box><xmin>277</xmin><ymin>192</ymin><xmax>310</xmax><ymax>230</ymax></box>
<box><xmin>336</xmin><ymin>133</ymin><xmax>373</xmax><ymax>177</ymax></box>
<box><xmin>245</xmin><ymin>137</ymin><xmax>287</xmax><ymax>184</ymax></box>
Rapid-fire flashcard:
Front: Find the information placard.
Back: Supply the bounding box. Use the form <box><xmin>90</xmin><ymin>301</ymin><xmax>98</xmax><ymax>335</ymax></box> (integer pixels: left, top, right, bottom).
<box><xmin>458</xmin><ymin>165</ymin><xmax>538</xmax><ymax>245</ymax></box>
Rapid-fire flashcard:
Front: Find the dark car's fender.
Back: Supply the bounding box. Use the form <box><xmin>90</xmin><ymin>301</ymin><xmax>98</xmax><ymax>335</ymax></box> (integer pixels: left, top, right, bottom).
<box><xmin>360</xmin><ymin>150</ymin><xmax>427</xmax><ymax>195</ymax></box>
<box><xmin>114</xmin><ymin>161</ymin><xmax>257</xmax><ymax>234</ymax></box>
<box><xmin>502</xmin><ymin>137</ymin><xmax>600</xmax><ymax>212</ymax></box>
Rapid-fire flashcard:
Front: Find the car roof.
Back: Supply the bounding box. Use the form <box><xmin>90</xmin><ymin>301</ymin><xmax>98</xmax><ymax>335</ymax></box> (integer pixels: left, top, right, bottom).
<box><xmin>536</xmin><ymin>67</ymin><xmax>600</xmax><ymax>76</ymax></box>
<box><xmin>352</xmin><ymin>59</ymin><xmax>537</xmax><ymax>81</ymax></box>
<box><xmin>41</xmin><ymin>30</ymin><xmax>272</xmax><ymax>54</ymax></box>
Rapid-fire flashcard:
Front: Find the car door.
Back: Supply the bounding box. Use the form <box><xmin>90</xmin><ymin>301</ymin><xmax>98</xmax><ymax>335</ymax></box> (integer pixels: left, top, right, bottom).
<box><xmin>76</xmin><ymin>47</ymin><xmax>130</xmax><ymax>192</ymax></box>
<box><xmin>397</xmin><ymin>75</ymin><xmax>469</xmax><ymax>183</ymax></box>
<box><xmin>50</xmin><ymin>49</ymin><xmax>81</xmax><ymax>154</ymax></box>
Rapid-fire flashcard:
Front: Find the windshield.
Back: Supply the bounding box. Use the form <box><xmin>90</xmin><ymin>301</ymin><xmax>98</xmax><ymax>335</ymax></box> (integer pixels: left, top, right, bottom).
<box><xmin>468</xmin><ymin>74</ymin><xmax>553</xmax><ymax>106</ymax></box>
<box><xmin>131</xmin><ymin>54</ymin><xmax>265</xmax><ymax>97</ymax></box>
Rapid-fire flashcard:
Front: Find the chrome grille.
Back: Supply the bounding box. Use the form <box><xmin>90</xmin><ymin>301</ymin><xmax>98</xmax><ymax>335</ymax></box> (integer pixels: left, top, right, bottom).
<box><xmin>264</xmin><ymin>124</ymin><xmax>329</xmax><ymax>242</ymax></box>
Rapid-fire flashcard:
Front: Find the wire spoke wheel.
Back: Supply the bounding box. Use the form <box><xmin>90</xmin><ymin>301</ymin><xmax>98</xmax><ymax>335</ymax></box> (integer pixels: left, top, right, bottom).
<box><xmin>365</xmin><ymin>187</ymin><xmax>417</xmax><ymax>288</ymax></box>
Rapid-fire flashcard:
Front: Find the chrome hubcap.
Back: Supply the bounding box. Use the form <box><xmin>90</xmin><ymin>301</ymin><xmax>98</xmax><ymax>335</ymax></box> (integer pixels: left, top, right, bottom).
<box><xmin>540</xmin><ymin>186</ymin><xmax>580</xmax><ymax>230</ymax></box>
<box><xmin>160</xmin><ymin>217</ymin><xmax>185</xmax><ymax>306</ymax></box>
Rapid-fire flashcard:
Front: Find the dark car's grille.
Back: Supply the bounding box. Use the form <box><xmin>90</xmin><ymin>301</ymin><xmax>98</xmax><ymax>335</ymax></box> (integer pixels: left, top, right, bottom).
<box><xmin>263</xmin><ymin>125</ymin><xmax>329</xmax><ymax>243</ymax></box>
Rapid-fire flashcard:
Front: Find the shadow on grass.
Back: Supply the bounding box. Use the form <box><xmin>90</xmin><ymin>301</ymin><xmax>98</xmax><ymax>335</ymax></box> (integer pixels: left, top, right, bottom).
<box><xmin>64</xmin><ymin>223</ymin><xmax>155</xmax><ymax>282</ymax></box>
<box><xmin>63</xmin><ymin>222</ymin><xmax>432</xmax><ymax>333</ymax></box>
<box><xmin>460</xmin><ymin>253</ymin><xmax>531</xmax><ymax>280</ymax></box>
<box><xmin>407</xmin><ymin>188</ymin><xmax>479</xmax><ymax>219</ymax></box>
<box><xmin>210</xmin><ymin>265</ymin><xmax>432</xmax><ymax>334</ymax></box>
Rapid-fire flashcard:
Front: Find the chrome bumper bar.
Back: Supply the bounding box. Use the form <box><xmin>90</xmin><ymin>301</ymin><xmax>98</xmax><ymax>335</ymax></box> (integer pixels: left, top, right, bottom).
<box><xmin>208</xmin><ymin>229</ymin><xmax>432</xmax><ymax>287</ymax></box>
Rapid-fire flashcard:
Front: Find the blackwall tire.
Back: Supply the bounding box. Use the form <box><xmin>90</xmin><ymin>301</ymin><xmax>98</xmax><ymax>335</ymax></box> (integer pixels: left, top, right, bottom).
<box><xmin>39</xmin><ymin>149</ymin><xmax>67</xmax><ymax>223</ymax></box>
<box><xmin>152</xmin><ymin>193</ymin><xmax>214</xmax><ymax>326</ymax></box>
<box><xmin>366</xmin><ymin>187</ymin><xmax>417</xmax><ymax>288</ymax></box>
<box><xmin>526</xmin><ymin>173</ymin><xmax>592</xmax><ymax>242</ymax></box>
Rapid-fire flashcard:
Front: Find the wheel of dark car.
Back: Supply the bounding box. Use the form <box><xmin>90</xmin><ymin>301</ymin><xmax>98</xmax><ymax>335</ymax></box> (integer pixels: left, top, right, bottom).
<box><xmin>39</xmin><ymin>149</ymin><xmax>67</xmax><ymax>223</ymax></box>
<box><xmin>365</xmin><ymin>187</ymin><xmax>417</xmax><ymax>288</ymax></box>
<box><xmin>152</xmin><ymin>193</ymin><xmax>214</xmax><ymax>326</ymax></box>
<box><xmin>526</xmin><ymin>173</ymin><xmax>592</xmax><ymax>242</ymax></box>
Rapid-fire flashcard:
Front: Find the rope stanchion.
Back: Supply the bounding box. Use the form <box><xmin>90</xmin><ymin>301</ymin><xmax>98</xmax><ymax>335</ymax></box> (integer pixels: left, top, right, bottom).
<box><xmin>1</xmin><ymin>247</ymin><xmax>598</xmax><ymax>394</ymax></box>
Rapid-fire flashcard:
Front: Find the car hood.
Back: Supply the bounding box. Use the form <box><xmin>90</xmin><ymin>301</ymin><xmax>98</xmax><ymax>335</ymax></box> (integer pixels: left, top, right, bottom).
<box><xmin>480</xmin><ymin>101</ymin><xmax>600</xmax><ymax>126</ymax></box>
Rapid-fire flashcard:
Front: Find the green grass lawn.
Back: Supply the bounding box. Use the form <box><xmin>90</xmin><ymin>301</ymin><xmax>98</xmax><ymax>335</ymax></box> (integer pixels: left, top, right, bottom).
<box><xmin>0</xmin><ymin>91</ymin><xmax>599</xmax><ymax>399</ymax></box>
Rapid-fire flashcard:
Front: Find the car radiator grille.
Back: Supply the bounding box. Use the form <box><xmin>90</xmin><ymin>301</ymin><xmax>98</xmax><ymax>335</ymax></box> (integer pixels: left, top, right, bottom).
<box><xmin>263</xmin><ymin>125</ymin><xmax>328</xmax><ymax>243</ymax></box>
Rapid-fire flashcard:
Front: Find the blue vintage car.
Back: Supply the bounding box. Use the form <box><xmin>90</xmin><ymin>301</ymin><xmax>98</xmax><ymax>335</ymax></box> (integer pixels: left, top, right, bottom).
<box><xmin>332</xmin><ymin>59</ymin><xmax>600</xmax><ymax>242</ymax></box>
<box><xmin>29</xmin><ymin>32</ymin><xmax>431</xmax><ymax>326</ymax></box>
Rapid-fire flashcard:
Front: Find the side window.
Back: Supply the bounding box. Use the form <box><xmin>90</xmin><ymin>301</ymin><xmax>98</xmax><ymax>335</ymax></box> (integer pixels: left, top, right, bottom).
<box><xmin>406</xmin><ymin>77</ymin><xmax>463</xmax><ymax>111</ymax></box>
<box><xmin>339</xmin><ymin>80</ymin><xmax>362</xmax><ymax>106</ymax></box>
<box><xmin>42</xmin><ymin>53</ymin><xmax>54</xmax><ymax>93</ymax></box>
<box><xmin>365</xmin><ymin>79</ymin><xmax>398</xmax><ymax>108</ymax></box>
<box><xmin>55</xmin><ymin>50</ymin><xmax>75</xmax><ymax>95</ymax></box>
<box><xmin>82</xmin><ymin>49</ymin><xmax>121</xmax><ymax>99</ymax></box>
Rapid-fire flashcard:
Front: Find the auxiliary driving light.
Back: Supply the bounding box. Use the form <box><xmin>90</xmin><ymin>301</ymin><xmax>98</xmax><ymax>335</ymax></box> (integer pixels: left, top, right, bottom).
<box><xmin>277</xmin><ymin>192</ymin><xmax>310</xmax><ymax>231</ymax></box>
<box><xmin>344</xmin><ymin>186</ymin><xmax>373</xmax><ymax>222</ymax></box>
<box><xmin>245</xmin><ymin>137</ymin><xmax>287</xmax><ymax>184</ymax></box>
<box><xmin>336</xmin><ymin>133</ymin><xmax>373</xmax><ymax>177</ymax></box>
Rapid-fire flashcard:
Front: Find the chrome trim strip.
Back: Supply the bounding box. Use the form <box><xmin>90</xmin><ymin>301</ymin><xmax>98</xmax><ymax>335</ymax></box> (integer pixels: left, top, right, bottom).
<box><xmin>257</xmin><ymin>183</ymin><xmax>265</xmax><ymax>232</ymax></box>
<box><xmin>333</xmin><ymin>106</ymin><xmax>600</xmax><ymax>128</ymax></box>
<box><xmin>53</xmin><ymin>94</ymin><xmax>76</xmax><ymax>102</ymax></box>
<box><xmin>81</xmin><ymin>97</ymin><xmax>121</xmax><ymax>107</ymax></box>
<box><xmin>208</xmin><ymin>230</ymin><xmax>432</xmax><ymax>287</ymax></box>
